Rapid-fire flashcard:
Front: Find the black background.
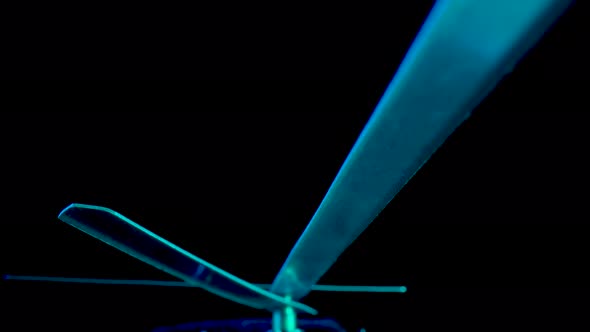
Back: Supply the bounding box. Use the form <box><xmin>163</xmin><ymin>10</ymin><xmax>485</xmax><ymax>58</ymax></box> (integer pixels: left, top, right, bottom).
<box><xmin>1</xmin><ymin>2</ymin><xmax>589</xmax><ymax>331</ymax></box>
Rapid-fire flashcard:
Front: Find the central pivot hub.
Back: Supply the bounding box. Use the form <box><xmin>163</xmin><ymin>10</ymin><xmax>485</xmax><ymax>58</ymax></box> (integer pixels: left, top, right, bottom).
<box><xmin>272</xmin><ymin>296</ymin><xmax>301</xmax><ymax>332</ymax></box>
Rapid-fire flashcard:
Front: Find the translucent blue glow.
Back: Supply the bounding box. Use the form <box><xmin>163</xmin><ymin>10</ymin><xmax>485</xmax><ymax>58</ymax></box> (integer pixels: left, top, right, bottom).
<box><xmin>4</xmin><ymin>275</ymin><xmax>407</xmax><ymax>292</ymax></box>
<box><xmin>3</xmin><ymin>275</ymin><xmax>192</xmax><ymax>287</ymax></box>
<box><xmin>151</xmin><ymin>317</ymin><xmax>346</xmax><ymax>332</ymax></box>
<box><xmin>271</xmin><ymin>0</ymin><xmax>572</xmax><ymax>300</ymax></box>
<box><xmin>57</xmin><ymin>203</ymin><xmax>317</xmax><ymax>314</ymax></box>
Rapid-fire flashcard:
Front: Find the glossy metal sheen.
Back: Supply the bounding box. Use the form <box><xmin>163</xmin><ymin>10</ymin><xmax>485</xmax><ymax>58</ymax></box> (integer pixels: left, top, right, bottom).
<box><xmin>271</xmin><ymin>0</ymin><xmax>573</xmax><ymax>300</ymax></box>
<box><xmin>58</xmin><ymin>204</ymin><xmax>317</xmax><ymax>315</ymax></box>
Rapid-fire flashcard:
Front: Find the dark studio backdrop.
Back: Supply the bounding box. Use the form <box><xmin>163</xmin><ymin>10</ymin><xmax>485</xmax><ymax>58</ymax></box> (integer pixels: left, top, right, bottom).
<box><xmin>1</xmin><ymin>2</ymin><xmax>588</xmax><ymax>331</ymax></box>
